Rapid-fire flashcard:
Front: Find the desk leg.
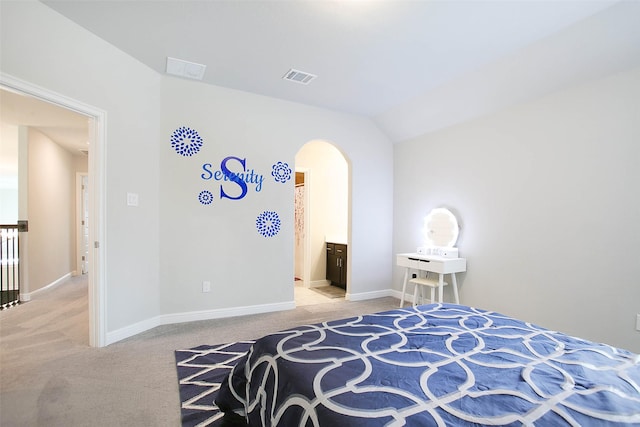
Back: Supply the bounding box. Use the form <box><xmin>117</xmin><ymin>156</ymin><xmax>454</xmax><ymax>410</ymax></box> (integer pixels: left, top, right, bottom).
<box><xmin>399</xmin><ymin>267</ymin><xmax>409</xmax><ymax>307</ymax></box>
<box><xmin>438</xmin><ymin>274</ymin><xmax>444</xmax><ymax>303</ymax></box>
<box><xmin>450</xmin><ymin>273</ymin><xmax>460</xmax><ymax>304</ymax></box>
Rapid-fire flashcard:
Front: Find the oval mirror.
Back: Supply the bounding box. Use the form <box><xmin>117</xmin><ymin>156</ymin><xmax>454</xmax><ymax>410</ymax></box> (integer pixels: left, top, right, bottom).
<box><xmin>423</xmin><ymin>208</ymin><xmax>459</xmax><ymax>248</ymax></box>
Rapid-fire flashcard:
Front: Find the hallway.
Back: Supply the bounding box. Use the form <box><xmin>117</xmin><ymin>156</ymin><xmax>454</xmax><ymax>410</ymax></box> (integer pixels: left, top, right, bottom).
<box><xmin>1</xmin><ymin>274</ymin><xmax>89</xmax><ymax>350</ymax></box>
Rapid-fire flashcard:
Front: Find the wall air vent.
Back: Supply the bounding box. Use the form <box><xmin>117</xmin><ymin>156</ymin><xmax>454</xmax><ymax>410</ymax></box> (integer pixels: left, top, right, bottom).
<box><xmin>283</xmin><ymin>69</ymin><xmax>317</xmax><ymax>85</ymax></box>
<box><xmin>166</xmin><ymin>57</ymin><xmax>207</xmax><ymax>81</ymax></box>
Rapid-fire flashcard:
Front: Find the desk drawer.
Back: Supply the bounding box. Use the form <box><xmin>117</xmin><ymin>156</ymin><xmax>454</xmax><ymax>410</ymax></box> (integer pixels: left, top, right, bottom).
<box><xmin>396</xmin><ymin>255</ymin><xmax>414</xmax><ymax>268</ymax></box>
<box><xmin>413</xmin><ymin>258</ymin><xmax>444</xmax><ymax>273</ymax></box>
<box><xmin>397</xmin><ymin>255</ymin><xmax>443</xmax><ymax>272</ymax></box>
<box><xmin>397</xmin><ymin>255</ymin><xmax>466</xmax><ymax>274</ymax></box>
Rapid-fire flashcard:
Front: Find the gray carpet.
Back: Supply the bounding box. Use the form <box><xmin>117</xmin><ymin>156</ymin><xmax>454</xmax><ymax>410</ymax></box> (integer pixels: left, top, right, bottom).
<box><xmin>0</xmin><ymin>275</ymin><xmax>398</xmax><ymax>426</ymax></box>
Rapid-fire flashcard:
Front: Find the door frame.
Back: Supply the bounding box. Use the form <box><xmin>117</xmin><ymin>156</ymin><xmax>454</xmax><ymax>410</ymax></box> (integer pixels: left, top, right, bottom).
<box><xmin>1</xmin><ymin>72</ymin><xmax>107</xmax><ymax>347</ymax></box>
<box><xmin>76</xmin><ymin>172</ymin><xmax>89</xmax><ymax>275</ymax></box>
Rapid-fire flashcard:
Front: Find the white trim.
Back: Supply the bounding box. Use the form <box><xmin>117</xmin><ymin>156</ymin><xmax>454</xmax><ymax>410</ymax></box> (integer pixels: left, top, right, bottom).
<box><xmin>105</xmin><ymin>317</ymin><xmax>161</xmax><ymax>346</ymax></box>
<box><xmin>160</xmin><ymin>301</ymin><xmax>296</xmax><ymax>325</ymax></box>
<box><xmin>75</xmin><ymin>173</ymin><xmax>88</xmax><ymax>276</ymax></box>
<box><xmin>1</xmin><ymin>72</ymin><xmax>108</xmax><ymax>348</ymax></box>
<box><xmin>89</xmin><ymin>111</ymin><xmax>107</xmax><ymax>348</ymax></box>
<box><xmin>389</xmin><ymin>288</ymin><xmax>417</xmax><ymax>305</ymax></box>
<box><xmin>105</xmin><ymin>301</ymin><xmax>296</xmax><ymax>345</ymax></box>
<box><xmin>346</xmin><ymin>288</ymin><xmax>394</xmax><ymax>301</ymax></box>
<box><xmin>20</xmin><ymin>272</ymin><xmax>72</xmax><ymax>301</ymax></box>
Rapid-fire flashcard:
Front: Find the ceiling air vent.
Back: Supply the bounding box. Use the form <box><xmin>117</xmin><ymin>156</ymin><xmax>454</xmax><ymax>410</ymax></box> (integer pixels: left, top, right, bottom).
<box><xmin>166</xmin><ymin>57</ymin><xmax>207</xmax><ymax>81</ymax></box>
<box><xmin>283</xmin><ymin>69</ymin><xmax>317</xmax><ymax>85</ymax></box>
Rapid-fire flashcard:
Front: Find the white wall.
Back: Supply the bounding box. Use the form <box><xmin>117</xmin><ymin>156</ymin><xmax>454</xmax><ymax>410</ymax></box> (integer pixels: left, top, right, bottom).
<box><xmin>0</xmin><ymin>123</ymin><xmax>18</xmax><ymax>223</ymax></box>
<box><xmin>296</xmin><ymin>141</ymin><xmax>348</xmax><ymax>284</ymax></box>
<box><xmin>26</xmin><ymin>128</ymin><xmax>74</xmax><ymax>291</ymax></box>
<box><xmin>4</xmin><ymin>124</ymin><xmax>89</xmax><ymax>296</ymax></box>
<box><xmin>1</xmin><ymin>1</ymin><xmax>162</xmax><ymax>333</ymax></box>
<box><xmin>159</xmin><ymin>78</ymin><xmax>393</xmax><ymax>316</ymax></box>
<box><xmin>0</xmin><ymin>1</ymin><xmax>393</xmax><ymax>341</ymax></box>
<box><xmin>1</xmin><ymin>118</ymin><xmax>88</xmax><ymax>293</ymax></box>
<box><xmin>394</xmin><ymin>67</ymin><xmax>640</xmax><ymax>353</ymax></box>
<box><xmin>4</xmin><ymin>1</ymin><xmax>635</xmax><ymax>352</ymax></box>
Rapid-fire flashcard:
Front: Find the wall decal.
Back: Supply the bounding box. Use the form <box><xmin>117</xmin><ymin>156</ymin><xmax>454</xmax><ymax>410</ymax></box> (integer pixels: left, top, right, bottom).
<box><xmin>271</xmin><ymin>161</ymin><xmax>292</xmax><ymax>183</ymax></box>
<box><xmin>171</xmin><ymin>126</ymin><xmax>203</xmax><ymax>156</ymax></box>
<box><xmin>198</xmin><ymin>190</ymin><xmax>213</xmax><ymax>205</ymax></box>
<box><xmin>256</xmin><ymin>211</ymin><xmax>281</xmax><ymax>237</ymax></box>
<box><xmin>201</xmin><ymin>157</ymin><xmax>265</xmax><ymax>201</ymax></box>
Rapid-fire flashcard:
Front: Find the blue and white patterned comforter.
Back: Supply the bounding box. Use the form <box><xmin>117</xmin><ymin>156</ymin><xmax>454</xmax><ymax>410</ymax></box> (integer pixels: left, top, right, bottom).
<box><xmin>216</xmin><ymin>304</ymin><xmax>640</xmax><ymax>426</ymax></box>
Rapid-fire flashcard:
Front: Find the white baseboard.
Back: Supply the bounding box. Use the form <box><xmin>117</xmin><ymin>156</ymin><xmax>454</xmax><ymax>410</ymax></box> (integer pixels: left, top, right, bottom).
<box><xmin>347</xmin><ymin>288</ymin><xmax>394</xmax><ymax>301</ymax></box>
<box><xmin>390</xmin><ymin>289</ymin><xmax>409</xmax><ymax>301</ymax></box>
<box><xmin>390</xmin><ymin>288</ymin><xmax>435</xmax><ymax>305</ymax></box>
<box><xmin>105</xmin><ymin>300</ymin><xmax>296</xmax><ymax>346</ymax></box>
<box><xmin>105</xmin><ymin>316</ymin><xmax>162</xmax><ymax>346</ymax></box>
<box><xmin>105</xmin><ymin>289</ymin><xmax>413</xmax><ymax>346</ymax></box>
<box><xmin>20</xmin><ymin>272</ymin><xmax>72</xmax><ymax>302</ymax></box>
<box><xmin>160</xmin><ymin>301</ymin><xmax>295</xmax><ymax>325</ymax></box>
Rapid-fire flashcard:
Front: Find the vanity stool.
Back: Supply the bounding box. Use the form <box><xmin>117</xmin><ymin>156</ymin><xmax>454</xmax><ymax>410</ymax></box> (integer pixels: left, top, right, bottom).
<box><xmin>409</xmin><ymin>275</ymin><xmax>459</xmax><ymax>306</ymax></box>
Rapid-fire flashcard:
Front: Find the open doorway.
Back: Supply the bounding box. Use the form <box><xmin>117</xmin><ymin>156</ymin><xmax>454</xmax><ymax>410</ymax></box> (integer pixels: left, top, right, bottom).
<box><xmin>294</xmin><ymin>140</ymin><xmax>349</xmax><ymax>304</ymax></box>
<box><xmin>0</xmin><ymin>75</ymin><xmax>106</xmax><ymax>347</ymax></box>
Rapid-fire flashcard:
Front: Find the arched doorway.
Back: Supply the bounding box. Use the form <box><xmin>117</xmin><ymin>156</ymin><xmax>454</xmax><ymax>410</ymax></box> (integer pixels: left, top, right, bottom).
<box><xmin>294</xmin><ymin>140</ymin><xmax>349</xmax><ymax>298</ymax></box>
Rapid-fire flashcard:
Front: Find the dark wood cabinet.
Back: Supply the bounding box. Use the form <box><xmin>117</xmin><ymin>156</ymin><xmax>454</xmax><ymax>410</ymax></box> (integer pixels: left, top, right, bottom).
<box><xmin>326</xmin><ymin>242</ymin><xmax>347</xmax><ymax>289</ymax></box>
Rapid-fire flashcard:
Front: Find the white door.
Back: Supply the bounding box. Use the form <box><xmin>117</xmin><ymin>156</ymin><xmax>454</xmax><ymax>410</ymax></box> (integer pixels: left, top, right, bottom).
<box><xmin>81</xmin><ymin>174</ymin><xmax>89</xmax><ymax>274</ymax></box>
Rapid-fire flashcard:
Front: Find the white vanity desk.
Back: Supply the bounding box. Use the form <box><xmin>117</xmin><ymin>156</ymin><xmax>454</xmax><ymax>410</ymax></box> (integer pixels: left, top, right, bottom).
<box><xmin>397</xmin><ymin>253</ymin><xmax>466</xmax><ymax>307</ymax></box>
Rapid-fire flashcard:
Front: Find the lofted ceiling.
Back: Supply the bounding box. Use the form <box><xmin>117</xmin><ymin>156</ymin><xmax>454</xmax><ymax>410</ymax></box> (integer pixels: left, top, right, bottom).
<box><xmin>5</xmin><ymin>0</ymin><xmax>640</xmax><ymax>147</ymax></box>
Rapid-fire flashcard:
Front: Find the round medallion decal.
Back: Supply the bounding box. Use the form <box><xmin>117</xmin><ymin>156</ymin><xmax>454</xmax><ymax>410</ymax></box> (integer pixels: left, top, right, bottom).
<box><xmin>256</xmin><ymin>211</ymin><xmax>281</xmax><ymax>237</ymax></box>
<box><xmin>198</xmin><ymin>190</ymin><xmax>213</xmax><ymax>205</ymax></box>
<box><xmin>171</xmin><ymin>126</ymin><xmax>203</xmax><ymax>157</ymax></box>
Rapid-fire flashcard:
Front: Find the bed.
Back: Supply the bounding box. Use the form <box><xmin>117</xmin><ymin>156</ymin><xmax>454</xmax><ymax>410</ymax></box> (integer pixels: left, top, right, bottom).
<box><xmin>215</xmin><ymin>303</ymin><xmax>640</xmax><ymax>426</ymax></box>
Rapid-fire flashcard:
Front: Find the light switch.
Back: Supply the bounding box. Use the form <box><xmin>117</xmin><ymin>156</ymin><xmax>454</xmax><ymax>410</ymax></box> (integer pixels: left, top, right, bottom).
<box><xmin>127</xmin><ymin>192</ymin><xmax>139</xmax><ymax>207</ymax></box>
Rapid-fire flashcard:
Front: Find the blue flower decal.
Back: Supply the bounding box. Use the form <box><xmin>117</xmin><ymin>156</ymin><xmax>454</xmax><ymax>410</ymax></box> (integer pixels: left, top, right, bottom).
<box><xmin>171</xmin><ymin>126</ymin><xmax>203</xmax><ymax>156</ymax></box>
<box><xmin>256</xmin><ymin>211</ymin><xmax>281</xmax><ymax>237</ymax></box>
<box><xmin>271</xmin><ymin>161</ymin><xmax>292</xmax><ymax>183</ymax></box>
<box><xmin>198</xmin><ymin>190</ymin><xmax>213</xmax><ymax>205</ymax></box>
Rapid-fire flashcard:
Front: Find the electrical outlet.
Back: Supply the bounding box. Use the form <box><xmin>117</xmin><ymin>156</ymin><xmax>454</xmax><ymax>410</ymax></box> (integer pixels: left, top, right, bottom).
<box><xmin>202</xmin><ymin>281</ymin><xmax>211</xmax><ymax>293</ymax></box>
<box><xmin>126</xmin><ymin>192</ymin><xmax>139</xmax><ymax>206</ymax></box>
<box><xmin>636</xmin><ymin>314</ymin><xmax>640</xmax><ymax>331</ymax></box>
